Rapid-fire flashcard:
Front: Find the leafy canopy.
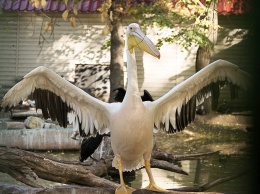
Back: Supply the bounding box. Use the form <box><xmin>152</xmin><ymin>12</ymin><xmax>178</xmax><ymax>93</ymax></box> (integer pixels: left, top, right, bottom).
<box><xmin>125</xmin><ymin>0</ymin><xmax>215</xmax><ymax>50</ymax></box>
<box><xmin>98</xmin><ymin>0</ymin><xmax>215</xmax><ymax>50</ymax></box>
<box><xmin>29</xmin><ymin>0</ymin><xmax>216</xmax><ymax>50</ymax></box>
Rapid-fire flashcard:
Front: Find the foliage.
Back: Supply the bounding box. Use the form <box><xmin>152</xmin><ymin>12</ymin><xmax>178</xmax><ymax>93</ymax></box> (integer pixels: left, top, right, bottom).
<box><xmin>126</xmin><ymin>0</ymin><xmax>216</xmax><ymax>50</ymax></box>
<box><xmin>156</xmin><ymin>27</ymin><xmax>214</xmax><ymax>50</ymax></box>
<box><xmin>29</xmin><ymin>0</ymin><xmax>217</xmax><ymax>50</ymax></box>
<box><xmin>101</xmin><ymin>39</ymin><xmax>111</xmax><ymax>50</ymax></box>
<box><xmin>30</xmin><ymin>0</ymin><xmax>78</xmax><ymax>30</ymax></box>
<box><xmin>95</xmin><ymin>0</ymin><xmax>216</xmax><ymax>50</ymax></box>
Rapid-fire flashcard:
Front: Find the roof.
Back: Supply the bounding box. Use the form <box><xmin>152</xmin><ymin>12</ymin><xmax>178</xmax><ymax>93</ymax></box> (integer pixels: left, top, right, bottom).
<box><xmin>0</xmin><ymin>0</ymin><xmax>250</xmax><ymax>15</ymax></box>
<box><xmin>0</xmin><ymin>0</ymin><xmax>105</xmax><ymax>12</ymax></box>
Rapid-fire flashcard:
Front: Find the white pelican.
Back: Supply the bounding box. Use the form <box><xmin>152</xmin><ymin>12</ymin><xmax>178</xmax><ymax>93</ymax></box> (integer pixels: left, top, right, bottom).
<box><xmin>1</xmin><ymin>23</ymin><xmax>251</xmax><ymax>193</ymax></box>
<box><xmin>79</xmin><ymin>87</ymin><xmax>154</xmax><ymax>162</ymax></box>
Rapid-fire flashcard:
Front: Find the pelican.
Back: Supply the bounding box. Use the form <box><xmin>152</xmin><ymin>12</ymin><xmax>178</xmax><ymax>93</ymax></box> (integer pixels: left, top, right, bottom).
<box><xmin>80</xmin><ymin>87</ymin><xmax>154</xmax><ymax>162</ymax></box>
<box><xmin>1</xmin><ymin>23</ymin><xmax>251</xmax><ymax>193</ymax></box>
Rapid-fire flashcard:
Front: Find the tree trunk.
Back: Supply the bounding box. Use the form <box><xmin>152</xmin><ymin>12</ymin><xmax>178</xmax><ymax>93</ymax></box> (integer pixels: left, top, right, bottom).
<box><xmin>195</xmin><ymin>0</ymin><xmax>218</xmax><ymax>114</ymax></box>
<box><xmin>109</xmin><ymin>0</ymin><xmax>125</xmax><ymax>102</ymax></box>
<box><xmin>195</xmin><ymin>45</ymin><xmax>212</xmax><ymax>114</ymax></box>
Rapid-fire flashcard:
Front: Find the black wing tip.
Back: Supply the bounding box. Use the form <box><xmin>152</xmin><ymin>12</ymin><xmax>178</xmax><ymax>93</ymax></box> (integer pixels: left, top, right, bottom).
<box><xmin>142</xmin><ymin>90</ymin><xmax>154</xmax><ymax>101</ymax></box>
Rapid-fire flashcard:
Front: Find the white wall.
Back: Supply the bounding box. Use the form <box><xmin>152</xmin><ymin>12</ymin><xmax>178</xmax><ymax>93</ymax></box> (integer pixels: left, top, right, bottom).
<box><xmin>0</xmin><ymin>13</ymin><xmax>254</xmax><ymax>109</ymax></box>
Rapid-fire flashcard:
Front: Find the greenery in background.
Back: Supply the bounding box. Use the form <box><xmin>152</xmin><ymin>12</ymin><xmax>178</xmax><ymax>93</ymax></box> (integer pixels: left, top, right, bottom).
<box><xmin>0</xmin><ymin>0</ymin><xmax>219</xmax><ymax>54</ymax></box>
<box><xmin>95</xmin><ymin>0</ymin><xmax>215</xmax><ymax>50</ymax></box>
<box><xmin>28</xmin><ymin>0</ymin><xmax>215</xmax><ymax>51</ymax></box>
<box><xmin>126</xmin><ymin>0</ymin><xmax>215</xmax><ymax>50</ymax></box>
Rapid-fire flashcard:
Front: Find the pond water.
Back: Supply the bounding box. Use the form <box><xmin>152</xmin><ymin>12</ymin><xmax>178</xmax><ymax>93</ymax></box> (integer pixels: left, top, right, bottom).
<box><xmin>0</xmin><ymin>118</ymin><xmax>256</xmax><ymax>193</ymax></box>
<box><xmin>127</xmin><ymin>155</ymin><xmax>252</xmax><ymax>193</ymax></box>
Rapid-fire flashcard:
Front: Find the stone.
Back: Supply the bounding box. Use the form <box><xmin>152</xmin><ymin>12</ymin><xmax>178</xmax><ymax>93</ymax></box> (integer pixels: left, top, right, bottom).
<box><xmin>24</xmin><ymin>116</ymin><xmax>45</xmax><ymax>129</ymax></box>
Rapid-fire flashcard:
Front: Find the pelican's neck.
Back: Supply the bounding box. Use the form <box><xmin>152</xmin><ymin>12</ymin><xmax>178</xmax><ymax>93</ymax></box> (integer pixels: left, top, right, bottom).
<box><xmin>123</xmin><ymin>49</ymin><xmax>142</xmax><ymax>106</ymax></box>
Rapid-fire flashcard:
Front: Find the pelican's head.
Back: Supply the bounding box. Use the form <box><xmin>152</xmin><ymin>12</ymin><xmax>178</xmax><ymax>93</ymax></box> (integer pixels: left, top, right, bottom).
<box><xmin>126</xmin><ymin>23</ymin><xmax>160</xmax><ymax>59</ymax></box>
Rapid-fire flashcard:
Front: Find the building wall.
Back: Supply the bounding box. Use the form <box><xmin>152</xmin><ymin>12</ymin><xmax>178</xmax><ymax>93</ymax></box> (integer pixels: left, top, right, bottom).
<box><xmin>0</xmin><ymin>12</ymin><xmax>111</xmax><ymax>100</ymax></box>
<box><xmin>211</xmin><ymin>14</ymin><xmax>254</xmax><ymax>109</ymax></box>
<box><xmin>0</xmin><ymin>12</ymin><xmax>254</xmax><ymax>109</ymax></box>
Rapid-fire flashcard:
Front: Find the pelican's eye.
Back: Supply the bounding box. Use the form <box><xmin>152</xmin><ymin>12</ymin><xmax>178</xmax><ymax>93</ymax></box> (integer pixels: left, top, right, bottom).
<box><xmin>129</xmin><ymin>26</ymin><xmax>135</xmax><ymax>32</ymax></box>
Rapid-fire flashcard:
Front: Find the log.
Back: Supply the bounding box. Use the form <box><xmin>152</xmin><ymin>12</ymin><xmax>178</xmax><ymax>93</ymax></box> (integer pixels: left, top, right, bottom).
<box><xmin>133</xmin><ymin>190</ymin><xmax>222</xmax><ymax>194</ymax></box>
<box><xmin>150</xmin><ymin>159</ymin><xmax>188</xmax><ymax>175</ymax></box>
<box><xmin>54</xmin><ymin>157</ymin><xmax>189</xmax><ymax>176</ymax></box>
<box><xmin>0</xmin><ymin>183</ymin><xmax>224</xmax><ymax>194</ymax></box>
<box><xmin>152</xmin><ymin>150</ymin><xmax>221</xmax><ymax>163</ymax></box>
<box><xmin>0</xmin><ymin>146</ymin><xmax>119</xmax><ymax>189</ymax></box>
<box><xmin>0</xmin><ymin>183</ymin><xmax>115</xmax><ymax>194</ymax></box>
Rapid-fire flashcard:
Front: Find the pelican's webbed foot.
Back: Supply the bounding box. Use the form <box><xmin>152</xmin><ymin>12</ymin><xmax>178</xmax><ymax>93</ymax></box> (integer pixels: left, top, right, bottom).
<box><xmin>144</xmin><ymin>159</ymin><xmax>169</xmax><ymax>193</ymax></box>
<box><xmin>116</xmin><ymin>184</ymin><xmax>135</xmax><ymax>194</ymax></box>
<box><xmin>116</xmin><ymin>158</ymin><xmax>136</xmax><ymax>194</ymax></box>
<box><xmin>145</xmin><ymin>183</ymin><xmax>169</xmax><ymax>193</ymax></box>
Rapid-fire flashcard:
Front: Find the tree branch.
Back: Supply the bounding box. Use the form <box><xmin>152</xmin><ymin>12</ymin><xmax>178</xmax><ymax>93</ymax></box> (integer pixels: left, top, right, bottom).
<box><xmin>0</xmin><ymin>147</ymin><xmax>119</xmax><ymax>189</ymax></box>
<box><xmin>152</xmin><ymin>150</ymin><xmax>221</xmax><ymax>162</ymax></box>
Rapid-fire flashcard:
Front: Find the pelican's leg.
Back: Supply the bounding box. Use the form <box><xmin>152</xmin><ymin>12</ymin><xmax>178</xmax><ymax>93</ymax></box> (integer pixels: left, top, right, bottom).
<box><xmin>115</xmin><ymin>159</ymin><xmax>135</xmax><ymax>194</ymax></box>
<box><xmin>144</xmin><ymin>159</ymin><xmax>169</xmax><ymax>192</ymax></box>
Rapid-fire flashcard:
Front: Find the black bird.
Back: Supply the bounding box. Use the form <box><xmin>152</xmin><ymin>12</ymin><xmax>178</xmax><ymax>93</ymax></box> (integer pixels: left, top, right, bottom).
<box><xmin>80</xmin><ymin>87</ymin><xmax>154</xmax><ymax>162</ymax></box>
<box><xmin>113</xmin><ymin>87</ymin><xmax>154</xmax><ymax>102</ymax></box>
<box><xmin>80</xmin><ymin>132</ymin><xmax>110</xmax><ymax>162</ymax></box>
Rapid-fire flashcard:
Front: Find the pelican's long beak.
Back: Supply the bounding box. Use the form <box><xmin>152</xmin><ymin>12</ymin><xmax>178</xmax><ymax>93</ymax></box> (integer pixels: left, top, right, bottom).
<box><xmin>128</xmin><ymin>28</ymin><xmax>160</xmax><ymax>59</ymax></box>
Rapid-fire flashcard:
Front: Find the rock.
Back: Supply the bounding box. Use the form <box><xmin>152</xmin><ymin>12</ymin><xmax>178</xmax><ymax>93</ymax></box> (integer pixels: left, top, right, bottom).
<box><xmin>24</xmin><ymin>116</ymin><xmax>45</xmax><ymax>129</ymax></box>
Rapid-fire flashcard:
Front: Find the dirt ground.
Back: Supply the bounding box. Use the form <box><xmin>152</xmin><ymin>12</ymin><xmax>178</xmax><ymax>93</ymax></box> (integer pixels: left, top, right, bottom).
<box><xmin>153</xmin><ymin>111</ymin><xmax>254</xmax><ymax>156</ymax></box>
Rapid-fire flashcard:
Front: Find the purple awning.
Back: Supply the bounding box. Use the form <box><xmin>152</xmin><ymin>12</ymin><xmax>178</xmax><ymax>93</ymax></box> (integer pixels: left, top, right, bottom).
<box><xmin>0</xmin><ymin>0</ymin><xmax>105</xmax><ymax>13</ymax></box>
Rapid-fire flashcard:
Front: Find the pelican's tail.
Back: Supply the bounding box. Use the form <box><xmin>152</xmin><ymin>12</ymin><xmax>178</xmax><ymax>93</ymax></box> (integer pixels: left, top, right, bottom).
<box><xmin>112</xmin><ymin>157</ymin><xmax>145</xmax><ymax>172</ymax></box>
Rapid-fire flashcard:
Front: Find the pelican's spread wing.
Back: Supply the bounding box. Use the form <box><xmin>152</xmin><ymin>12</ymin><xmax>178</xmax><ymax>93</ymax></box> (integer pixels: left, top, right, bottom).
<box><xmin>1</xmin><ymin>66</ymin><xmax>110</xmax><ymax>135</ymax></box>
<box><xmin>150</xmin><ymin>59</ymin><xmax>252</xmax><ymax>133</ymax></box>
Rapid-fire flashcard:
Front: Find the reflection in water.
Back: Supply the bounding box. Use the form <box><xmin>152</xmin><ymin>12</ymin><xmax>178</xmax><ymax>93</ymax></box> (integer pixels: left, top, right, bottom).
<box><xmin>124</xmin><ymin>160</ymin><xmax>196</xmax><ymax>190</ymax></box>
<box><xmin>122</xmin><ymin>155</ymin><xmax>251</xmax><ymax>193</ymax></box>
<box><xmin>132</xmin><ymin>168</ymin><xmax>185</xmax><ymax>189</ymax></box>
<box><xmin>194</xmin><ymin>159</ymin><xmax>210</xmax><ymax>186</ymax></box>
